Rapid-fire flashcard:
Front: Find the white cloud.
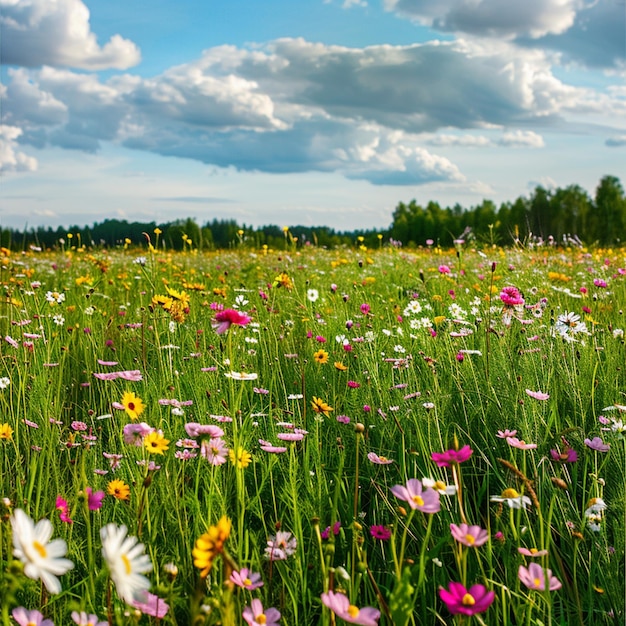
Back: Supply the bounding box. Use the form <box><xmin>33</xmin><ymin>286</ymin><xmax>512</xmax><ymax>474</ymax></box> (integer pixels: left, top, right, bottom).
<box><xmin>426</xmin><ymin>134</ymin><xmax>492</xmax><ymax>147</ymax></box>
<box><xmin>0</xmin><ymin>125</ymin><xmax>38</xmax><ymax>172</ymax></box>
<box><xmin>498</xmin><ymin>130</ymin><xmax>545</xmax><ymax>148</ymax></box>
<box><xmin>0</xmin><ymin>0</ymin><xmax>140</xmax><ymax>69</ymax></box>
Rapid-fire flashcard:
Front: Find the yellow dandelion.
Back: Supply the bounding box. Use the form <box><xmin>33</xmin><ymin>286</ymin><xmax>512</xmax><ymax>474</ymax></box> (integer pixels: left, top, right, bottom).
<box><xmin>313</xmin><ymin>349</ymin><xmax>329</xmax><ymax>364</ymax></box>
<box><xmin>311</xmin><ymin>396</ymin><xmax>333</xmax><ymax>417</ymax></box>
<box><xmin>0</xmin><ymin>423</ymin><xmax>13</xmax><ymax>440</ymax></box>
<box><xmin>107</xmin><ymin>479</ymin><xmax>130</xmax><ymax>501</ymax></box>
<box><xmin>193</xmin><ymin>515</ymin><xmax>232</xmax><ymax>577</ymax></box>
<box><xmin>229</xmin><ymin>447</ymin><xmax>252</xmax><ymax>469</ymax></box>
<box><xmin>121</xmin><ymin>391</ymin><xmax>145</xmax><ymax>421</ymax></box>
<box><xmin>144</xmin><ymin>430</ymin><xmax>170</xmax><ymax>455</ymax></box>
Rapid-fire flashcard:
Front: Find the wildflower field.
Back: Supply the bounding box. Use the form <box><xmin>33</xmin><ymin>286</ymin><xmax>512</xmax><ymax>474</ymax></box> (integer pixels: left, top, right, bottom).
<box><xmin>0</xmin><ymin>236</ymin><xmax>624</xmax><ymax>626</ymax></box>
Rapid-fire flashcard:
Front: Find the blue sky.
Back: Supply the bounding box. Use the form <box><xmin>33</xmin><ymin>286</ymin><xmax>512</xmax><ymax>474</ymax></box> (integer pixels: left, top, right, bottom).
<box><xmin>1</xmin><ymin>0</ymin><xmax>625</xmax><ymax>232</ymax></box>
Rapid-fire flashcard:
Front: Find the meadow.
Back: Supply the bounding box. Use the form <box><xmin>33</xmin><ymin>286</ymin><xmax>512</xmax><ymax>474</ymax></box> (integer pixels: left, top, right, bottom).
<box><xmin>0</xmin><ymin>233</ymin><xmax>624</xmax><ymax>625</ymax></box>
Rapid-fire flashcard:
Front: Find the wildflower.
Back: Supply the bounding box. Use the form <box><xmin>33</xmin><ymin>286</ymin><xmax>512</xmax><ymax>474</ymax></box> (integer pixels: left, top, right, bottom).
<box><xmin>321</xmin><ymin>521</ymin><xmax>341</xmax><ymax>539</ymax></box>
<box><xmin>212</xmin><ymin>308</ymin><xmax>251</xmax><ymax>334</ymax></box>
<box><xmin>144</xmin><ymin>430</ymin><xmax>170</xmax><ymax>455</ymax></box>
<box><xmin>555</xmin><ymin>311</ymin><xmax>589</xmax><ymax>338</ymax></box>
<box><xmin>132</xmin><ymin>592</ymin><xmax>169</xmax><ymax>618</ymax></box>
<box><xmin>367</xmin><ymin>452</ymin><xmax>394</xmax><ymax>465</ymax></box>
<box><xmin>12</xmin><ymin>608</ymin><xmax>54</xmax><ymax>626</ymax></box>
<box><xmin>506</xmin><ymin>437</ymin><xmax>538</xmax><ymax>450</ymax></box>
<box><xmin>243</xmin><ymin>599</ymin><xmax>281</xmax><ymax>626</ymax></box>
<box><xmin>518</xmin><ymin>562</ymin><xmax>562</xmax><ymax>591</ymax></box>
<box><xmin>439</xmin><ymin>582</ymin><xmax>495</xmax><ymax>616</ymax></box>
<box><xmin>185</xmin><ymin>422</ymin><xmax>224</xmax><ymax>438</ymax></box>
<box><xmin>450</xmin><ymin>523</ymin><xmax>489</xmax><ymax>547</ymax></box>
<box><xmin>107</xmin><ymin>479</ymin><xmax>130</xmax><ymax>501</ymax></box>
<box><xmin>422</xmin><ymin>477</ymin><xmax>457</xmax><ymax>495</ymax></box>
<box><xmin>497</xmin><ymin>429</ymin><xmax>518</xmax><ymax>439</ymax></box>
<box><xmin>200</xmin><ymin>438</ymin><xmax>228</xmax><ymax>465</ymax></box>
<box><xmin>0</xmin><ymin>423</ymin><xmax>13</xmax><ymax>439</ymax></box>
<box><xmin>370</xmin><ymin>525</ymin><xmax>392</xmax><ymax>541</ymax></box>
<box><xmin>500</xmin><ymin>286</ymin><xmax>525</xmax><ymax>307</ymax></box>
<box><xmin>273</xmin><ymin>272</ymin><xmax>293</xmax><ymax>289</ymax></box>
<box><xmin>525</xmin><ymin>389</ymin><xmax>550</xmax><ymax>401</ymax></box>
<box><xmin>313</xmin><ymin>349</ymin><xmax>329</xmax><ymax>364</ymax></box>
<box><xmin>584</xmin><ymin>436</ymin><xmax>610</xmax><ymax>452</ymax></box>
<box><xmin>311</xmin><ymin>396</ymin><xmax>333</xmax><ymax>417</ymax></box>
<box><xmin>10</xmin><ymin>508</ymin><xmax>74</xmax><ymax>594</ymax></box>
<box><xmin>307</xmin><ymin>289</ymin><xmax>319</xmax><ymax>302</ymax></box>
<box><xmin>360</xmin><ymin>303</ymin><xmax>371</xmax><ymax>315</ymax></box>
<box><xmin>518</xmin><ymin>547</ymin><xmax>549</xmax><ymax>557</ymax></box>
<box><xmin>86</xmin><ymin>487</ymin><xmax>105</xmax><ymax>511</ymax></box>
<box><xmin>101</xmin><ymin>523</ymin><xmax>153</xmax><ymax>604</ymax></box>
<box><xmin>225</xmin><ymin>371</ymin><xmax>258</xmax><ymax>380</ymax></box>
<box><xmin>55</xmin><ymin>496</ymin><xmax>73</xmax><ymax>524</ymax></box>
<box><xmin>0</xmin><ymin>376</ymin><xmax>11</xmax><ymax>389</ymax></box>
<box><xmin>391</xmin><ymin>479</ymin><xmax>440</xmax><ymax>513</ymax></box>
<box><xmin>123</xmin><ymin>422</ymin><xmax>153</xmax><ymax>445</ymax></box>
<box><xmin>193</xmin><ymin>516</ymin><xmax>231</xmax><ymax>576</ymax></box>
<box><xmin>229</xmin><ymin>447</ymin><xmax>252</xmax><ymax>469</ymax></box>
<box><xmin>490</xmin><ymin>488</ymin><xmax>532</xmax><ymax>510</ymax></box>
<box><xmin>431</xmin><ymin>445</ymin><xmax>473</xmax><ymax>467</ymax></box>
<box><xmin>334</xmin><ymin>361</ymin><xmax>348</xmax><ymax>371</ymax></box>
<box><xmin>45</xmin><ymin>291</ymin><xmax>65</xmax><ymax>305</ymax></box>
<box><xmin>121</xmin><ymin>391</ymin><xmax>145</xmax><ymax>421</ymax></box>
<box><xmin>321</xmin><ymin>590</ymin><xmax>380</xmax><ymax>625</ymax></box>
<box><xmin>550</xmin><ymin>439</ymin><xmax>578</xmax><ymax>463</ymax></box>
<box><xmin>230</xmin><ymin>568</ymin><xmax>264</xmax><ymax>590</ymax></box>
<box><xmin>265</xmin><ymin>531</ymin><xmax>297</xmax><ymax>561</ymax></box>
<box><xmin>71</xmin><ymin>611</ymin><xmax>107</xmax><ymax>626</ymax></box>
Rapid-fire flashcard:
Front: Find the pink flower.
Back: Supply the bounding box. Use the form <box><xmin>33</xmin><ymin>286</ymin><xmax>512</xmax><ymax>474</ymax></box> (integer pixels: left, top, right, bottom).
<box><xmin>132</xmin><ymin>592</ymin><xmax>169</xmax><ymax>618</ymax></box>
<box><xmin>212</xmin><ymin>308</ymin><xmax>251</xmax><ymax>334</ymax></box>
<box><xmin>347</xmin><ymin>381</ymin><xmax>361</xmax><ymax>388</ymax></box>
<box><xmin>243</xmin><ymin>599</ymin><xmax>281</xmax><ymax>626</ymax></box>
<box><xmin>265</xmin><ymin>531</ymin><xmax>297</xmax><ymax>561</ymax></box>
<box><xmin>200</xmin><ymin>438</ymin><xmax>228</xmax><ymax>465</ymax></box>
<box><xmin>123</xmin><ymin>422</ymin><xmax>153</xmax><ymax>445</ymax></box>
<box><xmin>321</xmin><ymin>590</ymin><xmax>380</xmax><ymax>625</ymax></box>
<box><xmin>450</xmin><ymin>523</ymin><xmax>489</xmax><ymax>547</ymax></box>
<box><xmin>525</xmin><ymin>389</ymin><xmax>550</xmax><ymax>401</ymax></box>
<box><xmin>431</xmin><ymin>445</ymin><xmax>473</xmax><ymax>467</ymax></box>
<box><xmin>390</xmin><ymin>479</ymin><xmax>441</xmax><ymax>513</ymax></box>
<box><xmin>12</xmin><ymin>608</ymin><xmax>54</xmax><ymax>626</ymax></box>
<box><xmin>230</xmin><ymin>568</ymin><xmax>264</xmax><ymax>590</ymax></box>
<box><xmin>258</xmin><ymin>439</ymin><xmax>287</xmax><ymax>454</ymax></box>
<box><xmin>367</xmin><ymin>452</ymin><xmax>394</xmax><ymax>465</ymax></box>
<box><xmin>506</xmin><ymin>437</ymin><xmax>538</xmax><ymax>450</ymax></box>
<box><xmin>584</xmin><ymin>436</ymin><xmax>610</xmax><ymax>452</ymax></box>
<box><xmin>518</xmin><ymin>547</ymin><xmax>549</xmax><ymax>558</ymax></box>
<box><xmin>86</xmin><ymin>487</ymin><xmax>105</xmax><ymax>511</ymax></box>
<box><xmin>370</xmin><ymin>525</ymin><xmax>392</xmax><ymax>541</ymax></box>
<box><xmin>439</xmin><ymin>582</ymin><xmax>495</xmax><ymax>615</ymax></box>
<box><xmin>185</xmin><ymin>422</ymin><xmax>224</xmax><ymax>439</ymax></box>
<box><xmin>497</xmin><ymin>429</ymin><xmax>517</xmax><ymax>439</ymax></box>
<box><xmin>71</xmin><ymin>611</ymin><xmax>107</xmax><ymax>625</ymax></box>
<box><xmin>438</xmin><ymin>265</ymin><xmax>451</xmax><ymax>274</ymax></box>
<box><xmin>56</xmin><ymin>496</ymin><xmax>73</xmax><ymax>524</ymax></box>
<box><xmin>360</xmin><ymin>303</ymin><xmax>371</xmax><ymax>315</ymax></box>
<box><xmin>500</xmin><ymin>286</ymin><xmax>524</xmax><ymax>307</ymax></box>
<box><xmin>550</xmin><ymin>439</ymin><xmax>578</xmax><ymax>463</ymax></box>
<box><xmin>518</xmin><ymin>562</ymin><xmax>562</xmax><ymax>591</ymax></box>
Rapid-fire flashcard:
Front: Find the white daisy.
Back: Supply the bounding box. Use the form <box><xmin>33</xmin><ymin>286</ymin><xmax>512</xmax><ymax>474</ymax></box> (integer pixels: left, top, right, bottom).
<box><xmin>100</xmin><ymin>523</ymin><xmax>152</xmax><ymax>604</ymax></box>
<box><xmin>11</xmin><ymin>508</ymin><xmax>74</xmax><ymax>594</ymax></box>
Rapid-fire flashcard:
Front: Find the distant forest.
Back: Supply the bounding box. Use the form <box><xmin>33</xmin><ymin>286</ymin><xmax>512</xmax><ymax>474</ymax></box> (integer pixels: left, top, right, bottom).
<box><xmin>2</xmin><ymin>175</ymin><xmax>624</xmax><ymax>250</ymax></box>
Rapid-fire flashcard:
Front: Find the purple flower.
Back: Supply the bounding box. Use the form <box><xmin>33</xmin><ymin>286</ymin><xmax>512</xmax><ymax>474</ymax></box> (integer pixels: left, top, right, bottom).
<box><xmin>584</xmin><ymin>436</ymin><xmax>610</xmax><ymax>452</ymax></box>
<box><xmin>431</xmin><ymin>445</ymin><xmax>473</xmax><ymax>467</ymax></box>
<box><xmin>370</xmin><ymin>525</ymin><xmax>392</xmax><ymax>541</ymax></box>
<box><xmin>390</xmin><ymin>479</ymin><xmax>440</xmax><ymax>513</ymax></box>
<box><xmin>86</xmin><ymin>487</ymin><xmax>105</xmax><ymax>511</ymax></box>
<box><xmin>439</xmin><ymin>582</ymin><xmax>495</xmax><ymax>615</ymax></box>
<box><xmin>518</xmin><ymin>562</ymin><xmax>562</xmax><ymax>591</ymax></box>
<box><xmin>450</xmin><ymin>523</ymin><xmax>489</xmax><ymax>547</ymax></box>
<box><xmin>550</xmin><ymin>439</ymin><xmax>578</xmax><ymax>463</ymax></box>
<box><xmin>321</xmin><ymin>591</ymin><xmax>380</xmax><ymax>625</ymax></box>
<box><xmin>230</xmin><ymin>568</ymin><xmax>264</xmax><ymax>590</ymax></box>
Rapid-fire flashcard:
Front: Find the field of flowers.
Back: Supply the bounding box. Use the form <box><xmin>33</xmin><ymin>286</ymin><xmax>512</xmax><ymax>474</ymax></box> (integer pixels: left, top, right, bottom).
<box><xmin>0</xmin><ymin>234</ymin><xmax>624</xmax><ymax>625</ymax></box>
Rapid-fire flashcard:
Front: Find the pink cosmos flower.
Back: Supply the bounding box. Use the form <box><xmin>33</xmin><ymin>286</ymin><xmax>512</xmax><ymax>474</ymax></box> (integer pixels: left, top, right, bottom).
<box><xmin>321</xmin><ymin>590</ymin><xmax>380</xmax><ymax>625</ymax></box>
<box><xmin>185</xmin><ymin>423</ymin><xmax>224</xmax><ymax>439</ymax></box>
<box><xmin>518</xmin><ymin>562</ymin><xmax>562</xmax><ymax>591</ymax></box>
<box><xmin>230</xmin><ymin>568</ymin><xmax>264</xmax><ymax>590</ymax></box>
<box><xmin>86</xmin><ymin>487</ymin><xmax>105</xmax><ymax>511</ymax></box>
<box><xmin>243</xmin><ymin>599</ymin><xmax>281</xmax><ymax>626</ymax></box>
<box><xmin>12</xmin><ymin>608</ymin><xmax>54</xmax><ymax>626</ymax></box>
<box><xmin>123</xmin><ymin>422</ymin><xmax>153</xmax><ymax>446</ymax></box>
<box><xmin>212</xmin><ymin>308</ymin><xmax>251</xmax><ymax>334</ymax></box>
<box><xmin>265</xmin><ymin>531</ymin><xmax>297</xmax><ymax>561</ymax></box>
<box><xmin>497</xmin><ymin>429</ymin><xmax>518</xmax><ymax>439</ymax></box>
<box><xmin>525</xmin><ymin>389</ymin><xmax>550</xmax><ymax>401</ymax></box>
<box><xmin>132</xmin><ymin>592</ymin><xmax>169</xmax><ymax>618</ymax></box>
<box><xmin>367</xmin><ymin>452</ymin><xmax>394</xmax><ymax>465</ymax></box>
<box><xmin>56</xmin><ymin>496</ymin><xmax>73</xmax><ymax>524</ymax></box>
<box><xmin>258</xmin><ymin>439</ymin><xmax>288</xmax><ymax>454</ymax></box>
<box><xmin>439</xmin><ymin>582</ymin><xmax>495</xmax><ymax>615</ymax></box>
<box><xmin>93</xmin><ymin>370</ymin><xmax>143</xmax><ymax>382</ymax></box>
<box><xmin>390</xmin><ymin>479</ymin><xmax>441</xmax><ymax>513</ymax></box>
<box><xmin>450</xmin><ymin>523</ymin><xmax>489</xmax><ymax>547</ymax></box>
<box><xmin>71</xmin><ymin>611</ymin><xmax>107</xmax><ymax>625</ymax></box>
<box><xmin>518</xmin><ymin>547</ymin><xmax>549</xmax><ymax>558</ymax></box>
<box><xmin>550</xmin><ymin>439</ymin><xmax>578</xmax><ymax>463</ymax></box>
<box><xmin>200</xmin><ymin>438</ymin><xmax>228</xmax><ymax>465</ymax></box>
<box><xmin>500</xmin><ymin>286</ymin><xmax>525</xmax><ymax>307</ymax></box>
<box><xmin>506</xmin><ymin>437</ymin><xmax>538</xmax><ymax>450</ymax></box>
<box><xmin>584</xmin><ymin>436</ymin><xmax>610</xmax><ymax>452</ymax></box>
<box><xmin>431</xmin><ymin>445</ymin><xmax>473</xmax><ymax>467</ymax></box>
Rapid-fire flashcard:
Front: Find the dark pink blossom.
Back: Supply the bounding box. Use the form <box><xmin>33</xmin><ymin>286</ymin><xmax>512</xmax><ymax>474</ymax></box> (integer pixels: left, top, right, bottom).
<box><xmin>431</xmin><ymin>445</ymin><xmax>473</xmax><ymax>467</ymax></box>
<box><xmin>439</xmin><ymin>582</ymin><xmax>495</xmax><ymax>615</ymax></box>
<box><xmin>86</xmin><ymin>487</ymin><xmax>105</xmax><ymax>511</ymax></box>
<box><xmin>212</xmin><ymin>308</ymin><xmax>251</xmax><ymax>334</ymax></box>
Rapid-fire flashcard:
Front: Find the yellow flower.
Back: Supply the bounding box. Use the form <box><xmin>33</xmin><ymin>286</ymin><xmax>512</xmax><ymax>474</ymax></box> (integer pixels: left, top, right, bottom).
<box><xmin>193</xmin><ymin>516</ymin><xmax>232</xmax><ymax>577</ymax></box>
<box><xmin>313</xmin><ymin>349</ymin><xmax>329</xmax><ymax>364</ymax></box>
<box><xmin>229</xmin><ymin>447</ymin><xmax>252</xmax><ymax>469</ymax></box>
<box><xmin>311</xmin><ymin>396</ymin><xmax>333</xmax><ymax>417</ymax></box>
<box><xmin>144</xmin><ymin>430</ymin><xmax>170</xmax><ymax>455</ymax></box>
<box><xmin>0</xmin><ymin>423</ymin><xmax>13</xmax><ymax>440</ymax></box>
<box><xmin>107</xmin><ymin>479</ymin><xmax>130</xmax><ymax>501</ymax></box>
<box><xmin>273</xmin><ymin>272</ymin><xmax>293</xmax><ymax>290</ymax></box>
<box><xmin>154</xmin><ymin>227</ymin><xmax>162</xmax><ymax>235</ymax></box>
<box><xmin>121</xmin><ymin>391</ymin><xmax>145</xmax><ymax>421</ymax></box>
<box><xmin>334</xmin><ymin>362</ymin><xmax>347</xmax><ymax>371</ymax></box>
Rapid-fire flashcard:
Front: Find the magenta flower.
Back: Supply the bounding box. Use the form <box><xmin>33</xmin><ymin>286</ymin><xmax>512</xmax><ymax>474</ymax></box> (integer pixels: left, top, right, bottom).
<box><xmin>500</xmin><ymin>286</ymin><xmax>525</xmax><ymax>307</ymax></box>
<box><xmin>56</xmin><ymin>496</ymin><xmax>73</xmax><ymax>524</ymax></box>
<box><xmin>439</xmin><ymin>582</ymin><xmax>495</xmax><ymax>615</ymax></box>
<box><xmin>212</xmin><ymin>308</ymin><xmax>251</xmax><ymax>334</ymax></box>
<box><xmin>85</xmin><ymin>487</ymin><xmax>105</xmax><ymax>511</ymax></box>
<box><xmin>438</xmin><ymin>265</ymin><xmax>451</xmax><ymax>274</ymax></box>
<box><xmin>321</xmin><ymin>521</ymin><xmax>342</xmax><ymax>540</ymax></box>
<box><xmin>390</xmin><ymin>479</ymin><xmax>441</xmax><ymax>513</ymax></box>
<box><xmin>321</xmin><ymin>590</ymin><xmax>380</xmax><ymax>625</ymax></box>
<box><xmin>550</xmin><ymin>439</ymin><xmax>578</xmax><ymax>463</ymax></box>
<box><xmin>132</xmin><ymin>592</ymin><xmax>169</xmax><ymax>618</ymax></box>
<box><xmin>230</xmin><ymin>568</ymin><xmax>264</xmax><ymax>590</ymax></box>
<box><xmin>370</xmin><ymin>525</ymin><xmax>392</xmax><ymax>541</ymax></box>
<box><xmin>431</xmin><ymin>445</ymin><xmax>473</xmax><ymax>467</ymax></box>
<box><xmin>518</xmin><ymin>562</ymin><xmax>562</xmax><ymax>591</ymax></box>
<box><xmin>12</xmin><ymin>608</ymin><xmax>54</xmax><ymax>626</ymax></box>
<box><xmin>584</xmin><ymin>436</ymin><xmax>610</xmax><ymax>452</ymax></box>
<box><xmin>360</xmin><ymin>303</ymin><xmax>371</xmax><ymax>315</ymax></box>
<box><xmin>450</xmin><ymin>523</ymin><xmax>489</xmax><ymax>547</ymax></box>
<box><xmin>243</xmin><ymin>599</ymin><xmax>281</xmax><ymax>626</ymax></box>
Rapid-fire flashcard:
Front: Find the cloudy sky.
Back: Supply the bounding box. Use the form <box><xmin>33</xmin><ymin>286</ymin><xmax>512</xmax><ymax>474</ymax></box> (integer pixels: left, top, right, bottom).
<box><xmin>1</xmin><ymin>0</ymin><xmax>625</xmax><ymax>232</ymax></box>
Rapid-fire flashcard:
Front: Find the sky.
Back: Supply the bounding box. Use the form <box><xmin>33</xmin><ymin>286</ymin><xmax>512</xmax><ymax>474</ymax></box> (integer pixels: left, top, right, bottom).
<box><xmin>1</xmin><ymin>0</ymin><xmax>625</xmax><ymax>233</ymax></box>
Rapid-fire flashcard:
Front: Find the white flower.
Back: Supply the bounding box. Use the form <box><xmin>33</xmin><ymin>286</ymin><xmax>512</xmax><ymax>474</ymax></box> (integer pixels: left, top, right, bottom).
<box><xmin>224</xmin><ymin>371</ymin><xmax>258</xmax><ymax>380</ymax></box>
<box><xmin>490</xmin><ymin>489</ymin><xmax>532</xmax><ymax>510</ymax></box>
<box><xmin>306</xmin><ymin>289</ymin><xmax>319</xmax><ymax>303</ymax></box>
<box><xmin>403</xmin><ymin>300</ymin><xmax>422</xmax><ymax>316</ymax></box>
<box><xmin>45</xmin><ymin>291</ymin><xmax>65</xmax><ymax>305</ymax></box>
<box><xmin>555</xmin><ymin>312</ymin><xmax>589</xmax><ymax>337</ymax></box>
<box><xmin>52</xmin><ymin>314</ymin><xmax>65</xmax><ymax>326</ymax></box>
<box><xmin>11</xmin><ymin>508</ymin><xmax>74</xmax><ymax>594</ymax></box>
<box><xmin>0</xmin><ymin>377</ymin><xmax>10</xmax><ymax>389</ymax></box>
<box><xmin>100</xmin><ymin>523</ymin><xmax>152</xmax><ymax>604</ymax></box>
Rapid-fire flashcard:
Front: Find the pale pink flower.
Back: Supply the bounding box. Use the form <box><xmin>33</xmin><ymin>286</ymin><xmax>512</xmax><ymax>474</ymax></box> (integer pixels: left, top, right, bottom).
<box><xmin>506</xmin><ymin>437</ymin><xmax>538</xmax><ymax>450</ymax></box>
<box><xmin>200</xmin><ymin>438</ymin><xmax>228</xmax><ymax>465</ymax></box>
<box><xmin>391</xmin><ymin>479</ymin><xmax>440</xmax><ymax>513</ymax></box>
<box><xmin>230</xmin><ymin>568</ymin><xmax>264</xmax><ymax>590</ymax></box>
<box><xmin>367</xmin><ymin>452</ymin><xmax>394</xmax><ymax>465</ymax></box>
<box><xmin>242</xmin><ymin>599</ymin><xmax>280</xmax><ymax>626</ymax></box>
<box><xmin>518</xmin><ymin>547</ymin><xmax>549</xmax><ymax>558</ymax></box>
<box><xmin>518</xmin><ymin>562</ymin><xmax>562</xmax><ymax>591</ymax></box>
<box><xmin>450</xmin><ymin>523</ymin><xmax>489</xmax><ymax>547</ymax></box>
<box><xmin>497</xmin><ymin>429</ymin><xmax>518</xmax><ymax>439</ymax></box>
<box><xmin>132</xmin><ymin>592</ymin><xmax>169</xmax><ymax>618</ymax></box>
<box><xmin>525</xmin><ymin>389</ymin><xmax>550</xmax><ymax>401</ymax></box>
<box><xmin>321</xmin><ymin>590</ymin><xmax>380</xmax><ymax>625</ymax></box>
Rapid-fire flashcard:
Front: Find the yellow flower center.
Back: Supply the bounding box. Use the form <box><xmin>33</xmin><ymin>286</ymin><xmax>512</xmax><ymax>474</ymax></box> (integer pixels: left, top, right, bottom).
<box><xmin>464</xmin><ymin>534</ymin><xmax>475</xmax><ymax>545</ymax></box>
<box><xmin>433</xmin><ymin>480</ymin><xmax>446</xmax><ymax>491</ymax></box>
<box><xmin>501</xmin><ymin>488</ymin><xmax>520</xmax><ymax>498</ymax></box>
<box><xmin>462</xmin><ymin>593</ymin><xmax>475</xmax><ymax>606</ymax></box>
<box><xmin>379</xmin><ymin>456</ymin><xmax>387</xmax><ymax>462</ymax></box>
<box><xmin>33</xmin><ymin>540</ymin><xmax>47</xmax><ymax>558</ymax></box>
<box><xmin>533</xmin><ymin>577</ymin><xmax>541</xmax><ymax>587</ymax></box>
<box><xmin>28</xmin><ymin>622</ymin><xmax>37</xmax><ymax>626</ymax></box>
<box><xmin>347</xmin><ymin>605</ymin><xmax>360</xmax><ymax>618</ymax></box>
<box><xmin>530</xmin><ymin>548</ymin><xmax>538</xmax><ymax>554</ymax></box>
<box><xmin>122</xmin><ymin>553</ymin><xmax>132</xmax><ymax>575</ymax></box>
<box><xmin>244</xmin><ymin>578</ymin><xmax>252</xmax><ymax>586</ymax></box>
<box><xmin>412</xmin><ymin>495</ymin><xmax>424</xmax><ymax>506</ymax></box>
<box><xmin>257</xmin><ymin>614</ymin><xmax>267</xmax><ymax>624</ymax></box>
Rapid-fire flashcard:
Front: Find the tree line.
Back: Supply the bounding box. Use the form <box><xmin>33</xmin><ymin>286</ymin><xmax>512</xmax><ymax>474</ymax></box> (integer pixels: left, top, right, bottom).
<box><xmin>1</xmin><ymin>175</ymin><xmax>624</xmax><ymax>251</ymax></box>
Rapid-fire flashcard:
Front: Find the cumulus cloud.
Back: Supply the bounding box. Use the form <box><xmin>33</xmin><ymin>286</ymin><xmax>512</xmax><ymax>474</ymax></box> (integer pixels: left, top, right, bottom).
<box><xmin>498</xmin><ymin>130</ymin><xmax>545</xmax><ymax>148</ymax></box>
<box><xmin>0</xmin><ymin>126</ymin><xmax>38</xmax><ymax>172</ymax></box>
<box><xmin>426</xmin><ymin>134</ymin><xmax>492</xmax><ymax>147</ymax></box>
<box><xmin>0</xmin><ymin>0</ymin><xmax>140</xmax><ymax>69</ymax></box>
